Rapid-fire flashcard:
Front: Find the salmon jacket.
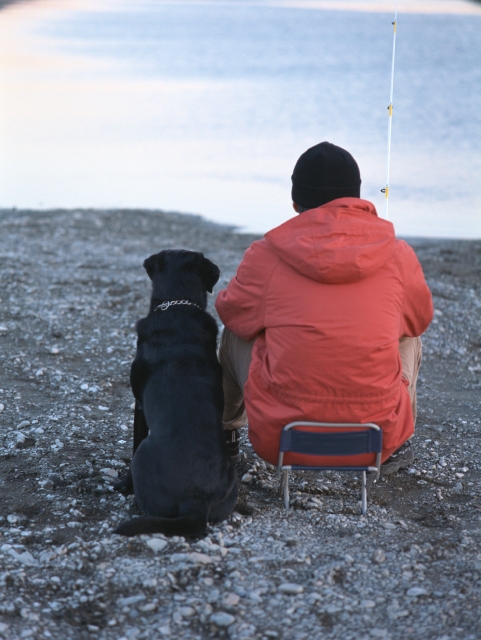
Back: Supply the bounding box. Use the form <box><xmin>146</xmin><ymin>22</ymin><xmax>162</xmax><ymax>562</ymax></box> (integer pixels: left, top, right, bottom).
<box><xmin>215</xmin><ymin>198</ymin><xmax>433</xmax><ymax>466</ymax></box>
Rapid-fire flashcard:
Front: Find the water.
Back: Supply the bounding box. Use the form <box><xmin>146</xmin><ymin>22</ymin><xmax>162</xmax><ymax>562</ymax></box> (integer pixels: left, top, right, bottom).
<box><xmin>1</xmin><ymin>0</ymin><xmax>480</xmax><ymax>236</ymax></box>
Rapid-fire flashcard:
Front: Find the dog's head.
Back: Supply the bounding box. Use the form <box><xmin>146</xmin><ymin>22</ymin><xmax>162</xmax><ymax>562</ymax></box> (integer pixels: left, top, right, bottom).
<box><xmin>143</xmin><ymin>250</ymin><xmax>220</xmax><ymax>309</ymax></box>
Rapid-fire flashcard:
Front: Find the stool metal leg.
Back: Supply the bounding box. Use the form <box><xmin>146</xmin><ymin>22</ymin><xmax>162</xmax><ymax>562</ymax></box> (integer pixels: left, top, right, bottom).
<box><xmin>361</xmin><ymin>470</ymin><xmax>367</xmax><ymax>515</ymax></box>
<box><xmin>282</xmin><ymin>470</ymin><xmax>290</xmax><ymax>509</ymax></box>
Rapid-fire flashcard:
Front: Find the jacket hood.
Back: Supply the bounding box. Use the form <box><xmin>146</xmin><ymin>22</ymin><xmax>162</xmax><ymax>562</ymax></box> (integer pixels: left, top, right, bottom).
<box><xmin>264</xmin><ymin>198</ymin><xmax>396</xmax><ymax>284</ymax></box>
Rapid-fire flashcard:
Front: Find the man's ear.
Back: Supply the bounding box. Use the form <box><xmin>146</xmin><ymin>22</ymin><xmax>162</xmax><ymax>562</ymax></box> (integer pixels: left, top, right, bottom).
<box><xmin>143</xmin><ymin>252</ymin><xmax>165</xmax><ymax>280</ymax></box>
<box><xmin>200</xmin><ymin>256</ymin><xmax>220</xmax><ymax>293</ymax></box>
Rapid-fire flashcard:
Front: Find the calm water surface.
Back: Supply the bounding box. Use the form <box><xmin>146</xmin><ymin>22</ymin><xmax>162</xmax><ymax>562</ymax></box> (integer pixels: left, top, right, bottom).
<box><xmin>1</xmin><ymin>0</ymin><xmax>480</xmax><ymax>236</ymax></box>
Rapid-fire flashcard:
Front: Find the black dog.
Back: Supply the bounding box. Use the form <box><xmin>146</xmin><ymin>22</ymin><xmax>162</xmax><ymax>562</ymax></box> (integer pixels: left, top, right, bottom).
<box><xmin>114</xmin><ymin>250</ymin><xmax>238</xmax><ymax>537</ymax></box>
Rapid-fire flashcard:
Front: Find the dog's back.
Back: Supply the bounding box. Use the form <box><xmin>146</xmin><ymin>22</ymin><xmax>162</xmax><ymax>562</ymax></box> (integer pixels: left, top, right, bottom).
<box><xmin>114</xmin><ymin>251</ymin><xmax>238</xmax><ymax>537</ymax></box>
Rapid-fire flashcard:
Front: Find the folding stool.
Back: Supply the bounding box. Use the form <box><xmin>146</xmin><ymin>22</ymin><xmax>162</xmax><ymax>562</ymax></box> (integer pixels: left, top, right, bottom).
<box><xmin>277</xmin><ymin>422</ymin><xmax>382</xmax><ymax>515</ymax></box>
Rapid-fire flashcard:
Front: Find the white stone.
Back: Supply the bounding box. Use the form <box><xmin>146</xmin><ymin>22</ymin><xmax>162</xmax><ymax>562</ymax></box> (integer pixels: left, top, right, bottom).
<box><xmin>98</xmin><ymin>405</ymin><xmax>109</xmax><ymax>411</ymax></box>
<box><xmin>99</xmin><ymin>468</ymin><xmax>118</xmax><ymax>478</ymax></box>
<box><xmin>241</xmin><ymin>473</ymin><xmax>253</xmax><ymax>483</ymax></box>
<box><xmin>8</xmin><ymin>549</ymin><xmax>37</xmax><ymax>566</ymax></box>
<box><xmin>146</xmin><ymin>538</ymin><xmax>168</xmax><ymax>553</ymax></box>
<box><xmin>180</xmin><ymin>606</ymin><xmax>195</xmax><ymax>618</ymax></box>
<box><xmin>0</xmin><ymin>404</ymin><xmax>4</xmax><ymax>412</ymax></box>
<box><xmin>117</xmin><ymin>594</ymin><xmax>146</xmax><ymax>607</ymax></box>
<box><xmin>222</xmin><ymin>592</ymin><xmax>240</xmax><ymax>606</ymax></box>
<box><xmin>7</xmin><ymin>515</ymin><xmax>18</xmax><ymax>524</ymax></box>
<box><xmin>0</xmin><ymin>326</ymin><xmax>8</xmax><ymax>335</ymax></box>
<box><xmin>210</xmin><ymin>612</ymin><xmax>235</xmax><ymax>627</ymax></box>
<box><xmin>278</xmin><ymin>583</ymin><xmax>304</xmax><ymax>595</ymax></box>
<box><xmin>372</xmin><ymin>549</ymin><xmax>386</xmax><ymax>563</ymax></box>
<box><xmin>406</xmin><ymin>587</ymin><xmax>429</xmax><ymax>597</ymax></box>
<box><xmin>170</xmin><ymin>552</ymin><xmax>214</xmax><ymax>565</ymax></box>
<box><xmin>361</xmin><ymin>599</ymin><xmax>376</xmax><ymax>608</ymax></box>
<box><xmin>16</xmin><ymin>421</ymin><xmax>31</xmax><ymax>430</ymax></box>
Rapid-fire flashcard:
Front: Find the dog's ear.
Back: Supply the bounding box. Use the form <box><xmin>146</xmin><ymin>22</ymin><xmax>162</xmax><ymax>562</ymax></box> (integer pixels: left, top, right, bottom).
<box><xmin>199</xmin><ymin>255</ymin><xmax>220</xmax><ymax>293</ymax></box>
<box><xmin>143</xmin><ymin>252</ymin><xmax>165</xmax><ymax>280</ymax></box>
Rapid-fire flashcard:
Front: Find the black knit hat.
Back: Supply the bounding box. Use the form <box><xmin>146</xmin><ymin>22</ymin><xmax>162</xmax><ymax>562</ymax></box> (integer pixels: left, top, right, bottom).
<box><xmin>291</xmin><ymin>142</ymin><xmax>361</xmax><ymax>209</ymax></box>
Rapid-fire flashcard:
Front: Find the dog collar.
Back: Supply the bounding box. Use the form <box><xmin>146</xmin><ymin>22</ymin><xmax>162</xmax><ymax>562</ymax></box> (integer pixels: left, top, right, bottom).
<box><xmin>154</xmin><ymin>300</ymin><xmax>202</xmax><ymax>312</ymax></box>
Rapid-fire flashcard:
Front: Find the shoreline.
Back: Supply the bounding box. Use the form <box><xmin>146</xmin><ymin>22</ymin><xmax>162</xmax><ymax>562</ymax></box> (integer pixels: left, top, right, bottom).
<box><xmin>1</xmin><ymin>206</ymin><xmax>480</xmax><ymax>244</ymax></box>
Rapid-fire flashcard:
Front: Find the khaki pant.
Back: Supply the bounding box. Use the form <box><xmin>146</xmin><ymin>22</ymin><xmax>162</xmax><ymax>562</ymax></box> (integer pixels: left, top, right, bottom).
<box><xmin>218</xmin><ymin>328</ymin><xmax>422</xmax><ymax>431</ymax></box>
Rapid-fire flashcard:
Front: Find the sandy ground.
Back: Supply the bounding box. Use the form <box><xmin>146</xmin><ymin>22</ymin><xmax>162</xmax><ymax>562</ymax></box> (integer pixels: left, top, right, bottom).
<box><xmin>0</xmin><ymin>208</ymin><xmax>480</xmax><ymax>640</ymax></box>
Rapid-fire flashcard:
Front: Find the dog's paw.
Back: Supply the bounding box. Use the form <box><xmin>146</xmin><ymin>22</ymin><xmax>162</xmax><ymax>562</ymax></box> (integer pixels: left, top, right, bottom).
<box><xmin>113</xmin><ymin>473</ymin><xmax>134</xmax><ymax>496</ymax></box>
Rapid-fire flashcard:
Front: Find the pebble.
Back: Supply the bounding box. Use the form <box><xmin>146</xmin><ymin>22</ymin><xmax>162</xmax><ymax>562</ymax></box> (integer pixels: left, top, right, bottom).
<box><xmin>453</xmin><ymin>482</ymin><xmax>464</xmax><ymax>493</ymax></box>
<box><xmin>180</xmin><ymin>606</ymin><xmax>195</xmax><ymax>618</ymax></box>
<box><xmin>117</xmin><ymin>595</ymin><xmax>146</xmax><ymax>607</ymax></box>
<box><xmin>278</xmin><ymin>583</ymin><xmax>304</xmax><ymax>595</ymax></box>
<box><xmin>0</xmin><ymin>325</ymin><xmax>8</xmax><ymax>335</ymax></box>
<box><xmin>210</xmin><ymin>612</ymin><xmax>235</xmax><ymax>627</ymax></box>
<box><xmin>222</xmin><ymin>592</ymin><xmax>240</xmax><ymax>607</ymax></box>
<box><xmin>361</xmin><ymin>599</ymin><xmax>376</xmax><ymax>608</ymax></box>
<box><xmin>8</xmin><ymin>549</ymin><xmax>37</xmax><ymax>566</ymax></box>
<box><xmin>372</xmin><ymin>549</ymin><xmax>386</xmax><ymax>563</ymax></box>
<box><xmin>170</xmin><ymin>552</ymin><xmax>214</xmax><ymax>565</ymax></box>
<box><xmin>98</xmin><ymin>405</ymin><xmax>109</xmax><ymax>411</ymax></box>
<box><xmin>0</xmin><ymin>404</ymin><xmax>4</xmax><ymax>412</ymax></box>
<box><xmin>406</xmin><ymin>587</ymin><xmax>429</xmax><ymax>597</ymax></box>
<box><xmin>146</xmin><ymin>538</ymin><xmax>168</xmax><ymax>553</ymax></box>
<box><xmin>100</xmin><ymin>468</ymin><xmax>118</xmax><ymax>478</ymax></box>
<box><xmin>241</xmin><ymin>473</ymin><xmax>253</xmax><ymax>483</ymax></box>
<box><xmin>17</xmin><ymin>420</ymin><xmax>31</xmax><ymax>430</ymax></box>
<box><xmin>383</xmin><ymin>522</ymin><xmax>396</xmax><ymax>530</ymax></box>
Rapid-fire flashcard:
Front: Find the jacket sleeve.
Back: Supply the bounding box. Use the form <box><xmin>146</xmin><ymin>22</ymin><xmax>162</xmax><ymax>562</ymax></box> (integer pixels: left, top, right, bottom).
<box><xmin>215</xmin><ymin>240</ymin><xmax>279</xmax><ymax>341</ymax></box>
<box><xmin>396</xmin><ymin>241</ymin><xmax>434</xmax><ymax>337</ymax></box>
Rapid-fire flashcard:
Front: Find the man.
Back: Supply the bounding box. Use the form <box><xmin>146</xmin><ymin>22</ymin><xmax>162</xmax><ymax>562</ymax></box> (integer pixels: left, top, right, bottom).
<box><xmin>215</xmin><ymin>142</ymin><xmax>433</xmax><ymax>474</ymax></box>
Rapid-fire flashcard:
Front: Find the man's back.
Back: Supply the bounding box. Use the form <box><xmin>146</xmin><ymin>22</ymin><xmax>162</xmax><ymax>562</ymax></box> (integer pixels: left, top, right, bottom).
<box><xmin>216</xmin><ymin>198</ymin><xmax>433</xmax><ymax>465</ymax></box>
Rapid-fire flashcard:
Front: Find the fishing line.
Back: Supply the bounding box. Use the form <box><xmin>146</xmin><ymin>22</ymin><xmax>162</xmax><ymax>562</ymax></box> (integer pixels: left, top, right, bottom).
<box><xmin>381</xmin><ymin>0</ymin><xmax>399</xmax><ymax>220</ymax></box>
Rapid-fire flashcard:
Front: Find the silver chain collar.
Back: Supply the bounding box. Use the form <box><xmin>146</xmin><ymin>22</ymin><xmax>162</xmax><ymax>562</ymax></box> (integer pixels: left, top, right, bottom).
<box><xmin>154</xmin><ymin>300</ymin><xmax>201</xmax><ymax>312</ymax></box>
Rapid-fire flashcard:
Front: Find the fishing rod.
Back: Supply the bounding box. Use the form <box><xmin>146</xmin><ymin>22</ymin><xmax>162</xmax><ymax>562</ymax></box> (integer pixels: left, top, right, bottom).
<box><xmin>382</xmin><ymin>0</ymin><xmax>399</xmax><ymax>220</ymax></box>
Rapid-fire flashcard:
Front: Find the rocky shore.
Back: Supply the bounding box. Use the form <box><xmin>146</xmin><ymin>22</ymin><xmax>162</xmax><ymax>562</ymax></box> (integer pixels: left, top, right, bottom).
<box><xmin>0</xmin><ymin>208</ymin><xmax>480</xmax><ymax>640</ymax></box>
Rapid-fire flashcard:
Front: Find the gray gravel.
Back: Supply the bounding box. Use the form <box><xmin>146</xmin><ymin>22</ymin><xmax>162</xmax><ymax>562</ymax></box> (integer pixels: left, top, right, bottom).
<box><xmin>0</xmin><ymin>208</ymin><xmax>480</xmax><ymax>640</ymax></box>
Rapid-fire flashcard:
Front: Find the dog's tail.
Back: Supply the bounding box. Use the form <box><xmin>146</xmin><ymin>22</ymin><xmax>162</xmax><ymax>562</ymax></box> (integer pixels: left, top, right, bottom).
<box><xmin>114</xmin><ymin>513</ymin><xmax>208</xmax><ymax>538</ymax></box>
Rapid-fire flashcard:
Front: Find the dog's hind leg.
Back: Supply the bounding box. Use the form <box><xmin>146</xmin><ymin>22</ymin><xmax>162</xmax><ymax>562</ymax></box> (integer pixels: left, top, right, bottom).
<box><xmin>209</xmin><ymin>476</ymin><xmax>238</xmax><ymax>524</ymax></box>
<box><xmin>113</xmin><ymin>401</ymin><xmax>148</xmax><ymax>495</ymax></box>
<box><xmin>114</xmin><ymin>502</ymin><xmax>209</xmax><ymax>538</ymax></box>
